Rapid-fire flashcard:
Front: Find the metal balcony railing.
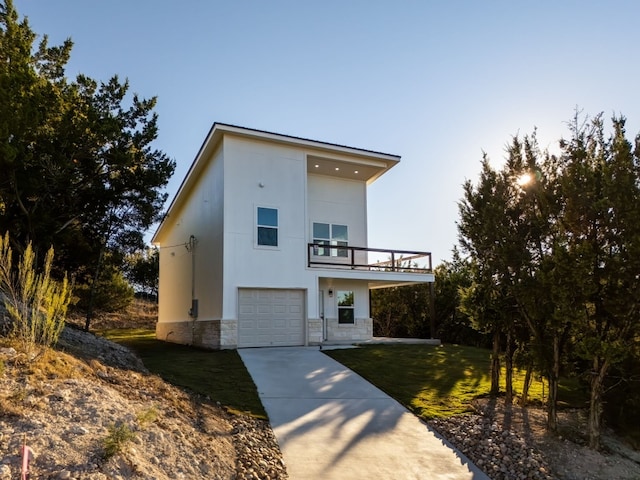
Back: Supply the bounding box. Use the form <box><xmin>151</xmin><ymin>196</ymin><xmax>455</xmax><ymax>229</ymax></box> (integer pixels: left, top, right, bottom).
<box><xmin>307</xmin><ymin>243</ymin><xmax>432</xmax><ymax>273</ymax></box>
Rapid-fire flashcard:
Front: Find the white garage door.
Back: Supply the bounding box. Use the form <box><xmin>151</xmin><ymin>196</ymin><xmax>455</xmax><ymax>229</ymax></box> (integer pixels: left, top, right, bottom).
<box><xmin>238</xmin><ymin>289</ymin><xmax>305</xmax><ymax>348</ymax></box>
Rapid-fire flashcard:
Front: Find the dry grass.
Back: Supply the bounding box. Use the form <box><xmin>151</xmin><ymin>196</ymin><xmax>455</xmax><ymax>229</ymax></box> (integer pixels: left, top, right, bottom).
<box><xmin>0</xmin><ymin>342</ymin><xmax>92</xmax><ymax>419</ymax></box>
<box><xmin>28</xmin><ymin>348</ymin><xmax>91</xmax><ymax>380</ymax></box>
<box><xmin>66</xmin><ymin>298</ymin><xmax>158</xmax><ymax>331</ymax></box>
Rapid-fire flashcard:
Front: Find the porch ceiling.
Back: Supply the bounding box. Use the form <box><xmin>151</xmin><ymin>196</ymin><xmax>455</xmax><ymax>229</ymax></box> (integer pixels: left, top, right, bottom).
<box><xmin>307</xmin><ymin>155</ymin><xmax>395</xmax><ymax>185</ymax></box>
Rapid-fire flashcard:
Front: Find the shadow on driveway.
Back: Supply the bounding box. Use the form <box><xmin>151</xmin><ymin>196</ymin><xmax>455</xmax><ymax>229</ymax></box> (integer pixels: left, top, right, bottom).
<box><xmin>239</xmin><ymin>347</ymin><xmax>489</xmax><ymax>480</ymax></box>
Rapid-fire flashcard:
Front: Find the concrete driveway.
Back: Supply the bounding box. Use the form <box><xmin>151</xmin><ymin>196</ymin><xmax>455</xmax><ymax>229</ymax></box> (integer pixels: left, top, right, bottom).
<box><xmin>239</xmin><ymin>346</ymin><xmax>489</xmax><ymax>480</ymax></box>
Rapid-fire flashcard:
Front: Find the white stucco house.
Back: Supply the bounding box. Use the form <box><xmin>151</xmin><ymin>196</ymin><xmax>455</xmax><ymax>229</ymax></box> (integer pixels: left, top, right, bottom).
<box><xmin>152</xmin><ymin>123</ymin><xmax>434</xmax><ymax>349</ymax></box>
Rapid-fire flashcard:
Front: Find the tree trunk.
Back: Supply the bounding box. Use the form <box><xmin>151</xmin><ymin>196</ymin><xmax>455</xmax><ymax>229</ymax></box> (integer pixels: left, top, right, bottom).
<box><xmin>490</xmin><ymin>330</ymin><xmax>501</xmax><ymax>396</ymax></box>
<box><xmin>504</xmin><ymin>330</ymin><xmax>514</xmax><ymax>405</ymax></box>
<box><xmin>84</xmin><ymin>246</ymin><xmax>105</xmax><ymax>331</ymax></box>
<box><xmin>588</xmin><ymin>356</ymin><xmax>609</xmax><ymax>450</ymax></box>
<box><xmin>520</xmin><ymin>361</ymin><xmax>533</xmax><ymax>407</ymax></box>
<box><xmin>547</xmin><ymin>334</ymin><xmax>560</xmax><ymax>432</ymax></box>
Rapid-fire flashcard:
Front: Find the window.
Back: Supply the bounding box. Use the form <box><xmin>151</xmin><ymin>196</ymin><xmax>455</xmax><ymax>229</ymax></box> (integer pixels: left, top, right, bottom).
<box><xmin>257</xmin><ymin>207</ymin><xmax>278</xmax><ymax>247</ymax></box>
<box><xmin>313</xmin><ymin>223</ymin><xmax>348</xmax><ymax>257</ymax></box>
<box><xmin>337</xmin><ymin>291</ymin><xmax>354</xmax><ymax>324</ymax></box>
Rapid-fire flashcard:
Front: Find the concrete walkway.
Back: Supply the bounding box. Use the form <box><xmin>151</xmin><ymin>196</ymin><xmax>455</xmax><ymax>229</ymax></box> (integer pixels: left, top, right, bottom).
<box><xmin>239</xmin><ymin>347</ymin><xmax>489</xmax><ymax>480</ymax></box>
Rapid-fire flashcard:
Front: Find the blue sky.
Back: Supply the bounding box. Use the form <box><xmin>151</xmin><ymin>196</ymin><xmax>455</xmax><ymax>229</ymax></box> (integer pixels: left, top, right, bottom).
<box><xmin>14</xmin><ymin>0</ymin><xmax>640</xmax><ymax>265</ymax></box>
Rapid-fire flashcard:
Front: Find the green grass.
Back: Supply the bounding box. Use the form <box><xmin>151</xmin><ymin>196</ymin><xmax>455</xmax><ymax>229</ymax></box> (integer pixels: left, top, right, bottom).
<box><xmin>99</xmin><ymin>329</ymin><xmax>266</xmax><ymax>418</ymax></box>
<box><xmin>325</xmin><ymin>344</ymin><xmax>585</xmax><ymax>419</ymax></box>
<box><xmin>100</xmin><ymin>330</ymin><xmax>585</xmax><ymax>423</ymax></box>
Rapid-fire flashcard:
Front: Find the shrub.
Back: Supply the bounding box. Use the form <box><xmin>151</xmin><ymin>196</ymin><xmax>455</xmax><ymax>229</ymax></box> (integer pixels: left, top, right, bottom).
<box><xmin>136</xmin><ymin>406</ymin><xmax>158</xmax><ymax>426</ymax></box>
<box><xmin>0</xmin><ymin>232</ymin><xmax>73</xmax><ymax>358</ymax></box>
<box><xmin>103</xmin><ymin>422</ymin><xmax>136</xmax><ymax>459</ymax></box>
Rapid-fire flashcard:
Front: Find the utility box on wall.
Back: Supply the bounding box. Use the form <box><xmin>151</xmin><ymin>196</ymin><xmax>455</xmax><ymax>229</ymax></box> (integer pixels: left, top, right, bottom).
<box><xmin>189</xmin><ymin>299</ymin><xmax>199</xmax><ymax>318</ymax></box>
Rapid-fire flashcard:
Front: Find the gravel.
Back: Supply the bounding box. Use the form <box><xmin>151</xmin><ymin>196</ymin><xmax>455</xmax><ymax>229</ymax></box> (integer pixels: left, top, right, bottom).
<box><xmin>430</xmin><ymin>414</ymin><xmax>553</xmax><ymax>480</ymax></box>
<box><xmin>429</xmin><ymin>399</ymin><xmax>640</xmax><ymax>480</ymax></box>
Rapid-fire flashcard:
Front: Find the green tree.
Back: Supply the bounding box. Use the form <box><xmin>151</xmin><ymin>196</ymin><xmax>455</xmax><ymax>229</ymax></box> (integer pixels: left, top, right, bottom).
<box><xmin>554</xmin><ymin>113</ymin><xmax>640</xmax><ymax>449</ymax></box>
<box><xmin>0</xmin><ymin>1</ymin><xmax>175</xmax><ymax>328</ymax></box>
<box><xmin>0</xmin><ymin>0</ymin><xmax>73</xmax><ymax>245</ymax></box>
<box><xmin>371</xmin><ymin>284</ymin><xmax>431</xmax><ymax>338</ymax></box>
<box><xmin>433</xmin><ymin>249</ymin><xmax>486</xmax><ymax>347</ymax></box>
<box><xmin>501</xmin><ymin>132</ymin><xmax>569</xmax><ymax>424</ymax></box>
<box><xmin>125</xmin><ymin>247</ymin><xmax>159</xmax><ymax>298</ymax></box>
<box><xmin>458</xmin><ymin>112</ymin><xmax>640</xmax><ymax>447</ymax></box>
<box><xmin>458</xmin><ymin>156</ymin><xmax>522</xmax><ymax>400</ymax></box>
<box><xmin>459</xmin><ymin>133</ymin><xmax>569</xmax><ymax>421</ymax></box>
<box><xmin>371</xmin><ymin>257</ymin><xmax>434</xmax><ymax>339</ymax></box>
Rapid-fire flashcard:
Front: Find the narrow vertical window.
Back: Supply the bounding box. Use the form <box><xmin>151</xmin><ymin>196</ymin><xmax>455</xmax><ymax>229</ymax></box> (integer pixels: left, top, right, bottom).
<box><xmin>337</xmin><ymin>290</ymin><xmax>354</xmax><ymax>324</ymax></box>
<box><xmin>257</xmin><ymin>207</ymin><xmax>278</xmax><ymax>247</ymax></box>
<box><xmin>332</xmin><ymin>224</ymin><xmax>348</xmax><ymax>257</ymax></box>
<box><xmin>313</xmin><ymin>222</ymin><xmax>331</xmax><ymax>256</ymax></box>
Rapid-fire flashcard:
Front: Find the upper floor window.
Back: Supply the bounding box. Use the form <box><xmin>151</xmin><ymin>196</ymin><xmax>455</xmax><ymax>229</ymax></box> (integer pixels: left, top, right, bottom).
<box><xmin>313</xmin><ymin>223</ymin><xmax>348</xmax><ymax>257</ymax></box>
<box><xmin>257</xmin><ymin>207</ymin><xmax>278</xmax><ymax>247</ymax></box>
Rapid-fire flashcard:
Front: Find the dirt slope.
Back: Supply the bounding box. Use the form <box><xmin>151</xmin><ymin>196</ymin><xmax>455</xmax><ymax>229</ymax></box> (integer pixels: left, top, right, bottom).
<box><xmin>0</xmin><ymin>326</ymin><xmax>287</xmax><ymax>479</ymax></box>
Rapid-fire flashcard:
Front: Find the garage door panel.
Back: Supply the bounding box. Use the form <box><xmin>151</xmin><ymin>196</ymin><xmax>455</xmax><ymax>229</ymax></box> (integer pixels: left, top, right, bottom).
<box><xmin>239</xmin><ymin>290</ymin><xmax>256</xmax><ymax>301</ymax></box>
<box><xmin>258</xmin><ymin>290</ymin><xmax>274</xmax><ymax>301</ymax></box>
<box><xmin>238</xmin><ymin>288</ymin><xmax>304</xmax><ymax>347</ymax></box>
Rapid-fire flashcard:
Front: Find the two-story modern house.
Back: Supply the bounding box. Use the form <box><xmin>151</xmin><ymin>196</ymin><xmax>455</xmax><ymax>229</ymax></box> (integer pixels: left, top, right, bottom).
<box><xmin>152</xmin><ymin>123</ymin><xmax>434</xmax><ymax>349</ymax></box>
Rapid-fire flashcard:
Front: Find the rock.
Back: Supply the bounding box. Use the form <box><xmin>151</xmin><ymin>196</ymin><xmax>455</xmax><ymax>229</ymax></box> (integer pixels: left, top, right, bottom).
<box><xmin>0</xmin><ymin>347</ymin><xmax>16</xmax><ymax>357</ymax></box>
<box><xmin>429</xmin><ymin>413</ymin><xmax>554</xmax><ymax>480</ymax></box>
<box><xmin>69</xmin><ymin>425</ymin><xmax>89</xmax><ymax>435</ymax></box>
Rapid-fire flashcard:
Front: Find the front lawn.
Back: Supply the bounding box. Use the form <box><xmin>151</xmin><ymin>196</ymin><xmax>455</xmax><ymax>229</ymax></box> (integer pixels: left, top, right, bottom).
<box><xmin>100</xmin><ymin>329</ymin><xmax>266</xmax><ymax>418</ymax></box>
<box><xmin>324</xmin><ymin>344</ymin><xmax>584</xmax><ymax>419</ymax></box>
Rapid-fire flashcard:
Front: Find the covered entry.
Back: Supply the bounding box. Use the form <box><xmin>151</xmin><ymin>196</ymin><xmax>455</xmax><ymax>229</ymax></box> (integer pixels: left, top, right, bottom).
<box><xmin>237</xmin><ymin>288</ymin><xmax>305</xmax><ymax>347</ymax></box>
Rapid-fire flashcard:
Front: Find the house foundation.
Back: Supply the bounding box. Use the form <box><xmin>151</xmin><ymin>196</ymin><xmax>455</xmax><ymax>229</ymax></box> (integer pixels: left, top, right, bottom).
<box><xmin>326</xmin><ymin>317</ymin><xmax>372</xmax><ymax>342</ymax></box>
<box><xmin>156</xmin><ymin>320</ymin><xmax>222</xmax><ymax>348</ymax></box>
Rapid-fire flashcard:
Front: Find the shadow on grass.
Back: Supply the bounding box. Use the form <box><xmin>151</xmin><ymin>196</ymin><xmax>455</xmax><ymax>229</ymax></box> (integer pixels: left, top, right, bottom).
<box><xmin>326</xmin><ymin>344</ymin><xmax>490</xmax><ymax>418</ymax></box>
<box><xmin>325</xmin><ymin>344</ymin><xmax>584</xmax><ymax>420</ymax></box>
<box><xmin>100</xmin><ymin>329</ymin><xmax>266</xmax><ymax>419</ymax></box>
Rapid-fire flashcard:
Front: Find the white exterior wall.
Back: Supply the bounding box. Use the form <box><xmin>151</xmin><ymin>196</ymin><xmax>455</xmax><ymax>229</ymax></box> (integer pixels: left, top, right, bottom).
<box><xmin>221</xmin><ymin>136</ymin><xmax>314</xmax><ymax>321</ymax></box>
<box><xmin>156</xmin><ymin>144</ymin><xmax>224</xmax><ymax>343</ymax></box>
<box><xmin>307</xmin><ymin>174</ymin><xmax>369</xmax><ymax>267</ymax></box>
<box><xmin>307</xmin><ymin>174</ymin><xmax>367</xmax><ymax>247</ymax></box>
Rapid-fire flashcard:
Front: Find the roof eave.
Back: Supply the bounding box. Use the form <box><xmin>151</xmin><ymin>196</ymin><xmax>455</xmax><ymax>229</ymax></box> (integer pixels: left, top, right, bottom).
<box><xmin>152</xmin><ymin>123</ymin><xmax>400</xmax><ymax>244</ymax></box>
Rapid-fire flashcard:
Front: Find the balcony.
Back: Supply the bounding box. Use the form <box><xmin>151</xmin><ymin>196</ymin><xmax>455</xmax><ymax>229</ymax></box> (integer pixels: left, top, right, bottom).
<box><xmin>307</xmin><ymin>243</ymin><xmax>432</xmax><ymax>273</ymax></box>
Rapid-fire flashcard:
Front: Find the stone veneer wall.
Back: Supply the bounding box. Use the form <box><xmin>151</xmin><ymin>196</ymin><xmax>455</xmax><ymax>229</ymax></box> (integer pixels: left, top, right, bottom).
<box><xmin>325</xmin><ymin>317</ymin><xmax>372</xmax><ymax>343</ymax></box>
<box><xmin>220</xmin><ymin>319</ymin><xmax>238</xmax><ymax>349</ymax></box>
<box><xmin>156</xmin><ymin>320</ymin><xmax>221</xmax><ymax>349</ymax></box>
<box><xmin>307</xmin><ymin>317</ymin><xmax>323</xmax><ymax>345</ymax></box>
<box><xmin>156</xmin><ymin>317</ymin><xmax>371</xmax><ymax>348</ymax></box>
